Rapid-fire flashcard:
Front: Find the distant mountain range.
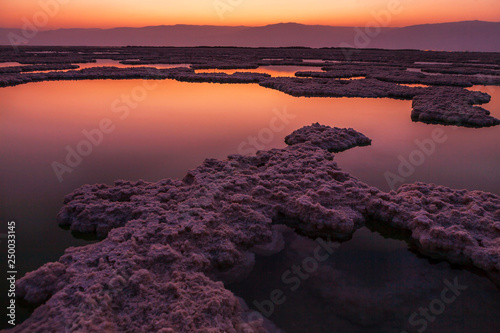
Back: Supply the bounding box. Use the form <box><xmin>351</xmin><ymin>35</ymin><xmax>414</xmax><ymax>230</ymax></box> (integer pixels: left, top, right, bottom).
<box><xmin>1</xmin><ymin>21</ymin><xmax>499</xmax><ymax>52</ymax></box>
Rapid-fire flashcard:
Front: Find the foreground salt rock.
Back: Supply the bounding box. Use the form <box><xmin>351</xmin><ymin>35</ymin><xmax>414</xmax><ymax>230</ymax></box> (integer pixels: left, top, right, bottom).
<box><xmin>10</xmin><ymin>124</ymin><xmax>500</xmax><ymax>332</ymax></box>
<box><xmin>14</xmin><ymin>125</ymin><xmax>375</xmax><ymax>333</ymax></box>
<box><xmin>284</xmin><ymin>123</ymin><xmax>371</xmax><ymax>152</ymax></box>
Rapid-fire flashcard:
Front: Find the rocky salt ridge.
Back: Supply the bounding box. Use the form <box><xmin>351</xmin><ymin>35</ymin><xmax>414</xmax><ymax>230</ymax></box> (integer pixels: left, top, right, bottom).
<box><xmin>9</xmin><ymin>124</ymin><xmax>500</xmax><ymax>333</ymax></box>
<box><xmin>258</xmin><ymin>77</ymin><xmax>420</xmax><ymax>99</ymax></box>
<box><xmin>0</xmin><ymin>63</ymin><xmax>79</xmax><ymax>74</ymax></box>
<box><xmin>411</xmin><ymin>86</ymin><xmax>500</xmax><ymax>127</ymax></box>
<box><xmin>284</xmin><ymin>123</ymin><xmax>372</xmax><ymax>152</ymax></box>
<box><xmin>306</xmin><ymin>64</ymin><xmax>500</xmax><ymax>87</ymax></box>
<box><xmin>0</xmin><ymin>67</ymin><xmax>270</xmax><ymax>87</ymax></box>
<box><xmin>370</xmin><ymin>183</ymin><xmax>500</xmax><ymax>277</ymax></box>
<box><xmin>259</xmin><ymin>77</ymin><xmax>499</xmax><ymax>127</ymax></box>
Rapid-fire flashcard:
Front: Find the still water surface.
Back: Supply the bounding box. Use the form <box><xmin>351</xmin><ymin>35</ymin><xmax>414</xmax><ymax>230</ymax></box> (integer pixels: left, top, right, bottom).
<box><xmin>229</xmin><ymin>226</ymin><xmax>500</xmax><ymax>332</ymax></box>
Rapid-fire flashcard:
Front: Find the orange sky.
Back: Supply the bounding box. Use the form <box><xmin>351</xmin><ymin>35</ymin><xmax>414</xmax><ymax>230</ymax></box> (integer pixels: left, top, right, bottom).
<box><xmin>1</xmin><ymin>0</ymin><xmax>499</xmax><ymax>29</ymax></box>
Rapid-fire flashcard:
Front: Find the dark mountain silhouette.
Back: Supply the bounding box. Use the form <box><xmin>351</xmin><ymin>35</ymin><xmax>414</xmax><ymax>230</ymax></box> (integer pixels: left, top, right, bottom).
<box><xmin>1</xmin><ymin>21</ymin><xmax>499</xmax><ymax>52</ymax></box>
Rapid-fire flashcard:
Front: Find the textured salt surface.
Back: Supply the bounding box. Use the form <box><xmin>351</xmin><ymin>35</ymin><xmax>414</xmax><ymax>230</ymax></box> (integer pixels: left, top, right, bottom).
<box><xmin>0</xmin><ymin>64</ymin><xmax>79</xmax><ymax>74</ymax></box>
<box><xmin>10</xmin><ymin>124</ymin><xmax>499</xmax><ymax>332</ymax></box>
<box><xmin>370</xmin><ymin>183</ymin><xmax>500</xmax><ymax>277</ymax></box>
<box><xmin>259</xmin><ymin>76</ymin><xmax>421</xmax><ymax>101</ymax></box>
<box><xmin>284</xmin><ymin>123</ymin><xmax>372</xmax><ymax>152</ymax></box>
<box><xmin>411</xmin><ymin>86</ymin><xmax>500</xmax><ymax>127</ymax></box>
<box><xmin>0</xmin><ymin>67</ymin><xmax>270</xmax><ymax>87</ymax></box>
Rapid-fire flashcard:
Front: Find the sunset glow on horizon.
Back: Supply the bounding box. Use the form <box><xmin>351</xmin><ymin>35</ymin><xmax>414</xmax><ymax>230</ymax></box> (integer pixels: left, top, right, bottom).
<box><xmin>1</xmin><ymin>0</ymin><xmax>499</xmax><ymax>29</ymax></box>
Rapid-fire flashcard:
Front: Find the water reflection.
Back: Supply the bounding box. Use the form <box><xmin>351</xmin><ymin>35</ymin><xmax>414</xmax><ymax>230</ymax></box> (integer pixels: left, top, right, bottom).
<box><xmin>0</xmin><ymin>62</ymin><xmax>22</xmax><ymax>67</ymax></box>
<box><xmin>228</xmin><ymin>226</ymin><xmax>500</xmax><ymax>333</ymax></box>
<box><xmin>335</xmin><ymin>85</ymin><xmax>500</xmax><ymax>194</ymax></box>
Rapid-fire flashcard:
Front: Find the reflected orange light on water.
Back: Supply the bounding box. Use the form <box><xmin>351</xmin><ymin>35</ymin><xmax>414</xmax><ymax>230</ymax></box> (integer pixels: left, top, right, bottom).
<box><xmin>194</xmin><ymin>66</ymin><xmax>324</xmax><ymax>77</ymax></box>
<box><xmin>1</xmin><ymin>79</ymin><xmax>499</xmax><ymax>194</ymax></box>
<box><xmin>0</xmin><ymin>79</ymin><xmax>413</xmax><ymax>179</ymax></box>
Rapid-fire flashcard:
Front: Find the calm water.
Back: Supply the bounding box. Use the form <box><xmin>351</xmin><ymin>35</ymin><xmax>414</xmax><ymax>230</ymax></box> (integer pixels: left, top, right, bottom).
<box><xmin>229</xmin><ymin>226</ymin><xmax>500</xmax><ymax>332</ymax></box>
<box><xmin>0</xmin><ymin>79</ymin><xmax>499</xmax><ymax>329</ymax></box>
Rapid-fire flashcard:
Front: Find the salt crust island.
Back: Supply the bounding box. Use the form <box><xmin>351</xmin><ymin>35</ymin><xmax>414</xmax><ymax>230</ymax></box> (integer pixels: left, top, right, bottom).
<box><xmin>7</xmin><ymin>123</ymin><xmax>499</xmax><ymax>332</ymax></box>
<box><xmin>1</xmin><ymin>46</ymin><xmax>500</xmax><ymax>128</ymax></box>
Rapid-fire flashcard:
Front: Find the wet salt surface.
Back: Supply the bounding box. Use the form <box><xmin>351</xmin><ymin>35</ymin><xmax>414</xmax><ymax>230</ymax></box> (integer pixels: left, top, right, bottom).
<box><xmin>471</xmin><ymin>73</ymin><xmax>500</xmax><ymax>79</ymax></box>
<box><xmin>406</xmin><ymin>68</ymin><xmax>499</xmax><ymax>79</ymax></box>
<box><xmin>414</xmin><ymin>62</ymin><xmax>453</xmax><ymax>66</ymax></box>
<box><xmin>25</xmin><ymin>51</ymin><xmax>59</xmax><ymax>54</ymax></box>
<box><xmin>228</xmin><ymin>227</ymin><xmax>500</xmax><ymax>333</ymax></box>
<box><xmin>0</xmin><ymin>79</ymin><xmax>499</xmax><ymax>328</ymax></box>
<box><xmin>301</xmin><ymin>59</ymin><xmax>329</xmax><ymax>65</ymax></box>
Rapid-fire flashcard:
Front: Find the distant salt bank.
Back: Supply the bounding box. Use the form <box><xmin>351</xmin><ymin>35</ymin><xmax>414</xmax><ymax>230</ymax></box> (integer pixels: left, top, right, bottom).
<box><xmin>12</xmin><ymin>123</ymin><xmax>500</xmax><ymax>332</ymax></box>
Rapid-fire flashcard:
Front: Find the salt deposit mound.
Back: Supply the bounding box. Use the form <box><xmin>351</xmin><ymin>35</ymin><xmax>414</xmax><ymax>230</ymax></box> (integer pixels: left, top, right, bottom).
<box><xmin>10</xmin><ymin>124</ymin><xmax>500</xmax><ymax>332</ymax></box>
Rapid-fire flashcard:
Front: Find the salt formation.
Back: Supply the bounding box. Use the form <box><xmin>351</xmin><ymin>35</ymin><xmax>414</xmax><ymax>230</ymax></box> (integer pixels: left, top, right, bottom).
<box><xmin>411</xmin><ymin>86</ymin><xmax>499</xmax><ymax>127</ymax></box>
<box><xmin>11</xmin><ymin>124</ymin><xmax>500</xmax><ymax>332</ymax></box>
<box><xmin>370</xmin><ymin>183</ymin><xmax>500</xmax><ymax>275</ymax></box>
<box><xmin>258</xmin><ymin>76</ymin><xmax>421</xmax><ymax>99</ymax></box>
<box><xmin>284</xmin><ymin>123</ymin><xmax>372</xmax><ymax>152</ymax></box>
